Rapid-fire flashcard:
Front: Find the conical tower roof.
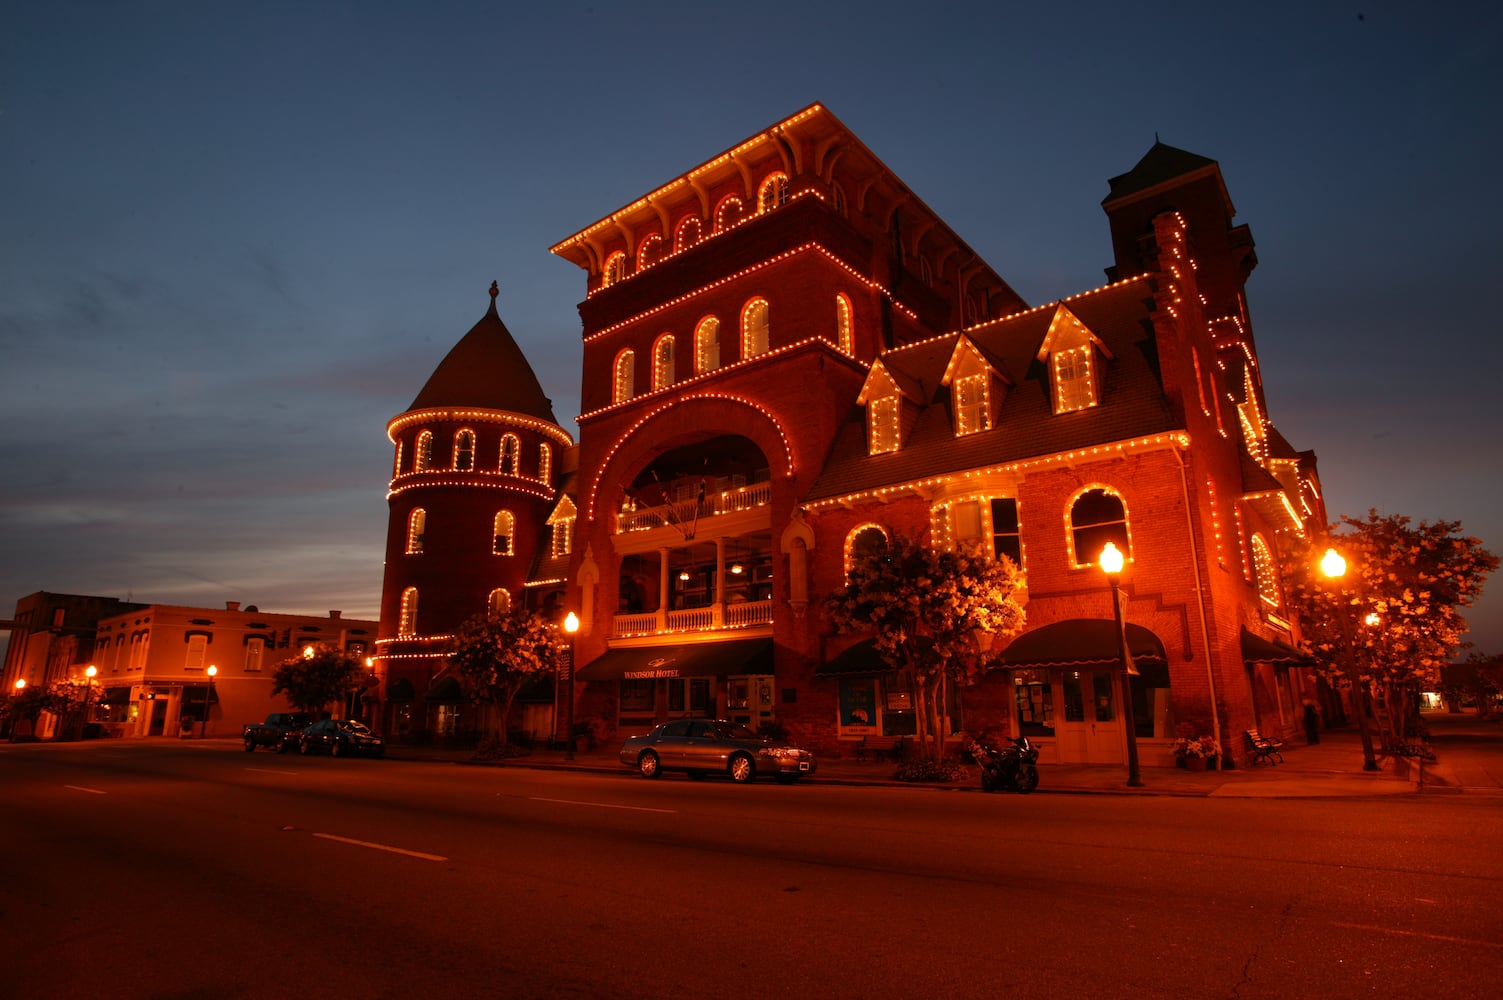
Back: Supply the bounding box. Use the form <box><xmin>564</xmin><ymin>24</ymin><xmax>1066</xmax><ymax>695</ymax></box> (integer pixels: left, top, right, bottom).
<box><xmin>407</xmin><ymin>282</ymin><xmax>558</xmax><ymax>423</ymax></box>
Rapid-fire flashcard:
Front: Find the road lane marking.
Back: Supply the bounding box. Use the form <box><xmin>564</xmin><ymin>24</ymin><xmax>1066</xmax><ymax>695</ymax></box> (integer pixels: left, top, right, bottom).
<box><xmin>313</xmin><ymin>832</ymin><xmax>447</xmax><ymax>862</ymax></box>
<box><xmin>245</xmin><ymin>767</ymin><xmax>300</xmax><ymax>775</ymax></box>
<box><xmin>64</xmin><ymin>785</ymin><xmax>106</xmax><ymax>794</ymax></box>
<box><xmin>529</xmin><ymin>796</ymin><xmax>677</xmax><ymax>814</ymax></box>
<box><xmin>1332</xmin><ymin>922</ymin><xmax>1503</xmax><ymax>949</ymax></box>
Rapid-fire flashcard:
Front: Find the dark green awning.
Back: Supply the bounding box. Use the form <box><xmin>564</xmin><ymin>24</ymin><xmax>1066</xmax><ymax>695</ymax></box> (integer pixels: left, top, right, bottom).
<box><xmin>577</xmin><ymin>639</ymin><xmax>772</xmax><ymax>681</ymax></box>
<box><xmin>995</xmin><ymin>620</ymin><xmax>1167</xmax><ymax>670</ymax></box>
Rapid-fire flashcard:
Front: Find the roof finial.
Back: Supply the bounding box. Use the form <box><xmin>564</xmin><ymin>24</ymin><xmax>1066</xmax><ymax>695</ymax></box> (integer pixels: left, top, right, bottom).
<box><xmin>1155</xmin><ymin>131</ymin><xmax>1161</xmax><ymax>145</ymax></box>
<box><xmin>489</xmin><ymin>280</ymin><xmax>499</xmax><ymax>301</ymax></box>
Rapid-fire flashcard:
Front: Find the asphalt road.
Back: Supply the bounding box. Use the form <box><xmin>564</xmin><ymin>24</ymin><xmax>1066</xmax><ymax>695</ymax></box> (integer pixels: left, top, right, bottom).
<box><xmin>3</xmin><ymin>740</ymin><xmax>1501</xmax><ymax>1000</ymax></box>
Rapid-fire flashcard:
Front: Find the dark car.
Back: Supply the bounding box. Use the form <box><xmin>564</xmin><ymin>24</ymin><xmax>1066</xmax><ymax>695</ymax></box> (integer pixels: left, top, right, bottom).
<box><xmin>298</xmin><ymin>719</ymin><xmax>385</xmax><ymax>758</ymax></box>
<box><xmin>619</xmin><ymin>718</ymin><xmax>816</xmax><ymax>783</ymax></box>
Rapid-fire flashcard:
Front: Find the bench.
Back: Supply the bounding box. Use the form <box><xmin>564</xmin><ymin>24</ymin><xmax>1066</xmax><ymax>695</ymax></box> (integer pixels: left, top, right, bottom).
<box><xmin>1244</xmin><ymin>729</ymin><xmax>1285</xmax><ymax>765</ymax></box>
<box><xmin>854</xmin><ymin>735</ymin><xmax>906</xmax><ymax>763</ymax></box>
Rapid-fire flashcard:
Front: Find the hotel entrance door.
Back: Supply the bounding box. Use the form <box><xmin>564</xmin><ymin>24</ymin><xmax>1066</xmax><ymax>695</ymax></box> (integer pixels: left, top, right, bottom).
<box><xmin>1054</xmin><ymin>669</ymin><xmax>1124</xmax><ymax>764</ymax></box>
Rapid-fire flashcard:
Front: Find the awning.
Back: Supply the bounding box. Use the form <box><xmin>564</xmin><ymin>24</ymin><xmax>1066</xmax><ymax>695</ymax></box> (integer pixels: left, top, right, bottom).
<box><xmin>577</xmin><ymin>638</ymin><xmax>772</xmax><ymax>681</ymax></box>
<box><xmin>425</xmin><ymin>676</ymin><xmax>466</xmax><ymax>702</ymax></box>
<box><xmin>994</xmin><ymin>620</ymin><xmax>1167</xmax><ymax>670</ymax></box>
<box><xmin>1240</xmin><ymin>627</ymin><xmax>1313</xmax><ymax>666</ymax></box>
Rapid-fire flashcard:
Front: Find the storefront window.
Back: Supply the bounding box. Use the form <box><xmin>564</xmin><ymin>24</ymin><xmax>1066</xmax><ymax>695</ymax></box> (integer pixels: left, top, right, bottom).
<box><xmin>1014</xmin><ymin>670</ymin><xmax>1052</xmax><ymax>737</ymax></box>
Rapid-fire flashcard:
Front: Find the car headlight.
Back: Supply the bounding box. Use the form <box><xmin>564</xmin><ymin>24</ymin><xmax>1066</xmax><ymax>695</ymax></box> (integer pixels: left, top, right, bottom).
<box><xmin>759</xmin><ymin>747</ymin><xmax>798</xmax><ymax>759</ymax></box>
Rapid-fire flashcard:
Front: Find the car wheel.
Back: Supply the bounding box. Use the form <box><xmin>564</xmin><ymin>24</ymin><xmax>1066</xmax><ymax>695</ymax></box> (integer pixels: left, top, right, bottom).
<box><xmin>299</xmin><ymin>739</ymin><xmax>312</xmax><ymax>755</ymax></box>
<box><xmin>638</xmin><ymin>750</ymin><xmax>660</xmax><ymax>778</ymax></box>
<box><xmin>728</xmin><ymin>753</ymin><xmax>754</xmax><ymax>783</ymax></box>
<box><xmin>1015</xmin><ymin>765</ymin><xmax>1039</xmax><ymax>794</ymax></box>
<box><xmin>243</xmin><ymin>736</ymin><xmax>256</xmax><ymax>752</ymax></box>
<box><xmin>331</xmin><ymin>740</ymin><xmax>343</xmax><ymax>758</ymax></box>
<box><xmin>275</xmin><ymin>740</ymin><xmax>289</xmax><ymax>754</ymax></box>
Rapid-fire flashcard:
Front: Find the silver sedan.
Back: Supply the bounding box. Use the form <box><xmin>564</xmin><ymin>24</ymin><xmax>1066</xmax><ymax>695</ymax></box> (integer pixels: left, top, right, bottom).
<box><xmin>619</xmin><ymin>718</ymin><xmax>817</xmax><ymax>783</ymax></box>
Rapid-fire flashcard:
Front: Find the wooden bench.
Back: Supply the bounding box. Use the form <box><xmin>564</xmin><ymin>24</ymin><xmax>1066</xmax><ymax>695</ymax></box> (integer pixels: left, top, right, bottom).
<box><xmin>854</xmin><ymin>735</ymin><xmax>906</xmax><ymax>763</ymax></box>
<box><xmin>1244</xmin><ymin>729</ymin><xmax>1285</xmax><ymax>765</ymax></box>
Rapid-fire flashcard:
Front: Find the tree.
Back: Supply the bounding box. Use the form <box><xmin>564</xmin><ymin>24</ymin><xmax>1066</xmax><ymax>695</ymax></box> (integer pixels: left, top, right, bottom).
<box><xmin>824</xmin><ymin>534</ymin><xmax>1026</xmax><ymax>768</ymax></box>
<box><xmin>271</xmin><ymin>643</ymin><xmax>364</xmax><ymax>715</ymax></box>
<box><xmin>445</xmin><ymin>607</ymin><xmax>562</xmax><ymax>750</ymax></box>
<box><xmin>1281</xmin><ymin>511</ymin><xmax>1497</xmax><ymax>742</ymax></box>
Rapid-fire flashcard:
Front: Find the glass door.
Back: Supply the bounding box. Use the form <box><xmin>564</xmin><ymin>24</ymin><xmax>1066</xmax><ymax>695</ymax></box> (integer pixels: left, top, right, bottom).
<box><xmin>1054</xmin><ymin>669</ymin><xmax>1124</xmax><ymax>764</ymax></box>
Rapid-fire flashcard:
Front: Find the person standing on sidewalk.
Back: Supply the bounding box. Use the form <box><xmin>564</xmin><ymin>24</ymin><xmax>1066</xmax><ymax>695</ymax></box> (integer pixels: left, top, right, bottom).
<box><xmin>1303</xmin><ymin>698</ymin><xmax>1321</xmax><ymax>745</ymax></box>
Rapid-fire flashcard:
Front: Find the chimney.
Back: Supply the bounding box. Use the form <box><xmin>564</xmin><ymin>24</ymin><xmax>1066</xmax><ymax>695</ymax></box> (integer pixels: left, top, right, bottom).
<box><xmin>226</xmin><ymin>601</ymin><xmax>241</xmax><ymax>612</ymax></box>
<box><xmin>329</xmin><ymin>610</ymin><xmax>342</xmax><ymax>619</ymax></box>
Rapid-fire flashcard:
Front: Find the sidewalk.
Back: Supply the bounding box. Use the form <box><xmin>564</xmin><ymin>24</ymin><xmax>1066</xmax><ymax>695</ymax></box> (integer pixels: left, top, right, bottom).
<box><xmin>382</xmin><ymin>711</ymin><xmax>1503</xmax><ymax>799</ymax></box>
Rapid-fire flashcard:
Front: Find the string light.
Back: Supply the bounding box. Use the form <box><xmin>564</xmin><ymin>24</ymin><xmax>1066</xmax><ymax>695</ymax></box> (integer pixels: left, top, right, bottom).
<box><xmin>388</xmin><ymin>408</ymin><xmax>575</xmax><ymax>447</ymax></box>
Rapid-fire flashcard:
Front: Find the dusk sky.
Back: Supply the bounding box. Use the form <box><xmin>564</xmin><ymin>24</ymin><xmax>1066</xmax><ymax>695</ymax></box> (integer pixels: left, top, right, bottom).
<box><xmin>4</xmin><ymin>3</ymin><xmax>1500</xmax><ymax>660</ymax></box>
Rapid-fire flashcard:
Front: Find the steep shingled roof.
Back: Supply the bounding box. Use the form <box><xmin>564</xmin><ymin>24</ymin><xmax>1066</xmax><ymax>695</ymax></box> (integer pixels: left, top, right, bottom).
<box><xmin>407</xmin><ymin>282</ymin><xmax>558</xmax><ymax>423</ymax></box>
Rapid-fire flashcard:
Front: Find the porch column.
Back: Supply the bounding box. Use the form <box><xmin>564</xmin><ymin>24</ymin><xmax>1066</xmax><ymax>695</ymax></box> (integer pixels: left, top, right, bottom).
<box><xmin>712</xmin><ymin>537</ymin><xmax>726</xmax><ymax>627</ymax></box>
<box><xmin>656</xmin><ymin>547</ymin><xmax>670</xmax><ymax>632</ymax></box>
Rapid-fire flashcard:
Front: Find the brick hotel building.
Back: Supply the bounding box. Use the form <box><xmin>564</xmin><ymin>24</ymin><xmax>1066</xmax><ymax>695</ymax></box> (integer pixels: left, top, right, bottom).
<box><xmin>375</xmin><ymin>103</ymin><xmax>1324</xmax><ymax>766</ymax></box>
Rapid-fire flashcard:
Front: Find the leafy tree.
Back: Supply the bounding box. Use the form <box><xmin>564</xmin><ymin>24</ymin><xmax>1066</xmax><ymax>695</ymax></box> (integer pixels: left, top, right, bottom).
<box><xmin>5</xmin><ymin>684</ymin><xmax>54</xmax><ymax>740</ymax></box>
<box><xmin>271</xmin><ymin>643</ymin><xmax>364</xmax><ymax>715</ymax></box>
<box><xmin>446</xmin><ymin>607</ymin><xmax>562</xmax><ymax>750</ymax></box>
<box><xmin>824</xmin><ymin>534</ymin><xmax>1026</xmax><ymax>768</ymax></box>
<box><xmin>2</xmin><ymin>680</ymin><xmax>87</xmax><ymax>740</ymax></box>
<box><xmin>1281</xmin><ymin>511</ymin><xmax>1497</xmax><ymax>742</ymax></box>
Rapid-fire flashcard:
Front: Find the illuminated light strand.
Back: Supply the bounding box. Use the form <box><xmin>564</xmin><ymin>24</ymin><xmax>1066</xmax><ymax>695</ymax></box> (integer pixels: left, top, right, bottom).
<box><xmin>582</xmin><ymin>242</ymin><xmax>917</xmax><ymax>345</ymax></box>
<box><xmin>387</xmin><ymin>475</ymin><xmax>556</xmax><ymax>501</ymax></box>
<box><xmin>550</xmin><ymin>105</ymin><xmax>826</xmax><ymax>253</ymax></box>
<box><xmin>804</xmin><ymin>432</ymin><xmax>1191</xmax><ymax>512</ymax></box>
<box><xmin>578</xmin><ymin>335</ymin><xmax>860</xmax><ymax>423</ymax></box>
<box><xmin>954</xmin><ymin>273</ymin><xmax>1151</xmax><ymax>339</ymax></box>
<box><xmin>584</xmin><ymin>391</ymin><xmax>798</xmax><ymax>520</ymax></box>
<box><xmin>387</xmin><ymin>408</ymin><xmax>575</xmax><ymax>447</ymax></box>
<box><xmin>1234</xmin><ymin>505</ymin><xmax>1251</xmax><ymax>579</ymax></box>
<box><xmin>524</xmin><ymin>577</ymin><xmax>566</xmax><ymax>588</ymax></box>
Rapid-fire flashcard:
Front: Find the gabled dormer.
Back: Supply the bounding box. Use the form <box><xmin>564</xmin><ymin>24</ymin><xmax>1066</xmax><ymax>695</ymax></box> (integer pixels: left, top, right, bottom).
<box><xmin>856</xmin><ymin>358</ymin><xmax>921</xmax><ymax>455</ymax></box>
<box><xmin>1036</xmin><ymin>305</ymin><xmax>1113</xmax><ymax>414</ymax></box>
<box><xmin>939</xmin><ymin>335</ymin><xmax>1009</xmax><ymax>437</ymax></box>
<box><xmin>546</xmin><ymin>494</ymin><xmax>578</xmax><ymax>558</ymax></box>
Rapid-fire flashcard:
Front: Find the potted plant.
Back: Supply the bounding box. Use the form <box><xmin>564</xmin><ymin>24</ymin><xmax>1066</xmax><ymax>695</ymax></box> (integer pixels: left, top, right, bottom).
<box><xmin>1172</xmin><ymin>724</ymin><xmax>1219</xmax><ymax>770</ymax></box>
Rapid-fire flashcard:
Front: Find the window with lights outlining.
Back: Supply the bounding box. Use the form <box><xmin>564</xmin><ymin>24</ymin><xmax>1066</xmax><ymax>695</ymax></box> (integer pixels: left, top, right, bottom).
<box><xmin>867</xmin><ymin>395</ymin><xmax>900</xmax><ymax>454</ymax></box>
<box><xmin>399</xmin><ymin>587</ymin><xmax>418</xmax><ymax>636</ymax></box>
<box><xmin>1068</xmin><ymin>488</ymin><xmax>1128</xmax><ymax>567</ymax></box>
<box><xmin>742</xmin><ymin>299</ymin><xmax>769</xmax><ymax>358</ymax></box>
<box><xmin>695</xmin><ymin>317</ymin><xmax>720</xmax><ymax>373</ymax></box>
<box><xmin>493</xmin><ymin>511</ymin><xmax>514</xmax><ymax>556</ymax></box>
<box><xmin>613</xmin><ymin>349</ymin><xmax>635</xmax><ymax>403</ymax></box>
<box><xmin>406</xmin><ymin>509</ymin><xmax>426</xmax><ymax>554</ymax></box>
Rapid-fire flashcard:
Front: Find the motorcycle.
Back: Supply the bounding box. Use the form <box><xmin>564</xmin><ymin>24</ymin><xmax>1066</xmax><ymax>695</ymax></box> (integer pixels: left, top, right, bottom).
<box><xmin>968</xmin><ymin>735</ymin><xmax>1040</xmax><ymax>794</ymax></box>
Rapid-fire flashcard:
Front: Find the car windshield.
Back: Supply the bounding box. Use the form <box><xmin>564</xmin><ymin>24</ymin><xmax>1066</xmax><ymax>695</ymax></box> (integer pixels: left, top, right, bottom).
<box><xmin>713</xmin><ymin>722</ymin><xmax>761</xmax><ymax>741</ymax></box>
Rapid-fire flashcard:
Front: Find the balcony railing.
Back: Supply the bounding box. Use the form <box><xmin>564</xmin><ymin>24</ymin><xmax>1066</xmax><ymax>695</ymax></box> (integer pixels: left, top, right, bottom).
<box><xmin>610</xmin><ymin>599</ymin><xmax>774</xmax><ymax>638</ymax></box>
<box><xmin>617</xmin><ymin>481</ymin><xmax>772</xmax><ymax>533</ymax></box>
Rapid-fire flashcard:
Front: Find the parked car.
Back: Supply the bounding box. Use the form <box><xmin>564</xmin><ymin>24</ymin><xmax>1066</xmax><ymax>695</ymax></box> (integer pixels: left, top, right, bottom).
<box><xmin>619</xmin><ymin>718</ymin><xmax>817</xmax><ymax>783</ymax></box>
<box><xmin>243</xmin><ymin>712</ymin><xmax>314</xmax><ymax>753</ymax></box>
<box><xmin>298</xmin><ymin>719</ymin><xmax>385</xmax><ymax>758</ymax></box>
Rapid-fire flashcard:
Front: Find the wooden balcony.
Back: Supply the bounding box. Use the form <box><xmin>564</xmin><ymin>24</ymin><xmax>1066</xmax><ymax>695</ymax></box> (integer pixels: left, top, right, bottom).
<box><xmin>609</xmin><ymin>599</ymin><xmax>774</xmax><ymax>639</ymax></box>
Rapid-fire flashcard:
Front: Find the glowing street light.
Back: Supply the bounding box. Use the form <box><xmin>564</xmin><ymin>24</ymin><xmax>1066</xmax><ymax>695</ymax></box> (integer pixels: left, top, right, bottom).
<box><xmin>562</xmin><ymin>612</ymin><xmax>580</xmax><ymax>761</ymax></box>
<box><xmin>82</xmin><ymin>665</ymin><xmax>97</xmax><ymax>738</ymax></box>
<box><xmin>1098</xmin><ymin>542</ymin><xmax>1143</xmax><ymax>788</ymax></box>
<box><xmin>1320</xmin><ymin>547</ymin><xmax>1379</xmax><ymax>772</ymax></box>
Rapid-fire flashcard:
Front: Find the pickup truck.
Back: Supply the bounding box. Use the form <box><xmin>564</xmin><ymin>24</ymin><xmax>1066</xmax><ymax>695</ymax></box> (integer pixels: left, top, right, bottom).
<box><xmin>243</xmin><ymin>712</ymin><xmax>314</xmax><ymax>752</ymax></box>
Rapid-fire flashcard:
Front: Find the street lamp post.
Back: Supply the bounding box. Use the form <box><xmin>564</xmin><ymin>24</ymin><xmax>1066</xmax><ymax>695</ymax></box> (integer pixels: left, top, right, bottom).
<box><xmin>82</xmin><ymin>665</ymin><xmax>97</xmax><ymax>739</ymax></box>
<box><xmin>562</xmin><ymin>612</ymin><xmax>580</xmax><ymax>761</ymax></box>
<box><xmin>1099</xmin><ymin>542</ymin><xmax>1143</xmax><ymax>788</ymax></box>
<box><xmin>1319</xmin><ymin>548</ymin><xmax>1379</xmax><ymax>771</ymax></box>
<box><xmin>201</xmin><ymin>665</ymin><xmax>217</xmax><ymax>738</ymax></box>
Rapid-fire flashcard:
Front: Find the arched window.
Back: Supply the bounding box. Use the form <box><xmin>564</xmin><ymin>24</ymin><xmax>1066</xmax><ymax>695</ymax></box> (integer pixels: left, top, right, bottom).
<box><xmin>499</xmin><ymin>434</ymin><xmax>521</xmax><ymax>475</ymax></box>
<box><xmin>758</xmin><ymin>173</ymin><xmax>789</xmax><ymax>213</ymax></box>
<box><xmin>675</xmin><ymin>216</ymin><xmax>702</xmax><ymax>252</ymax></box>
<box><xmin>414</xmin><ymin>431</ymin><xmax>433</xmax><ymax>472</ymax></box>
<box><xmin>1068</xmin><ymin>487</ymin><xmax>1129</xmax><ymax>568</ymax></box>
<box><xmin>398</xmin><ymin>587</ymin><xmax>419</xmax><ymax>636</ymax></box>
<box><xmin>392</xmin><ymin>442</ymin><xmax>403</xmax><ymax>478</ymax></box>
<box><xmin>488</xmin><ymin>589</ymin><xmax>511</xmax><ymax>618</ymax></box>
<box><xmin>741</xmin><ymin>298</ymin><xmax>769</xmax><ymax>359</ymax></box>
<box><xmin>831</xmin><ymin>183</ymin><xmax>847</xmax><ymax>217</ymax></box>
<box><xmin>694</xmin><ymin>317</ymin><xmax>720</xmax><ymax>373</ymax></box>
<box><xmin>637</xmin><ymin>233</ymin><xmax>664</xmax><ymax>270</ymax></box>
<box><xmin>603</xmin><ymin>251</ymin><xmax>627</xmax><ymax>287</ymax></box>
<box><xmin>454</xmin><ymin>429</ymin><xmax>475</xmax><ymax>470</ymax></box>
<box><xmin>844</xmin><ymin>524</ymin><xmax>890</xmax><ymax>577</ymax></box>
<box><xmin>715</xmin><ymin>195</ymin><xmax>743</xmax><ymax>232</ymax></box>
<box><xmin>1251</xmin><ymin>535</ymin><xmax>1281</xmax><ymax>610</ymax></box>
<box><xmin>493</xmin><ymin>511</ymin><xmax>515</xmax><ymax>556</ymax></box>
<box><xmin>835</xmin><ymin>294</ymin><xmax>854</xmax><ymax>354</ymax></box>
<box><xmin>538</xmin><ymin>443</ymin><xmax>553</xmax><ymax>485</ymax></box>
<box><xmin>613</xmin><ymin>349</ymin><xmax>635</xmax><ymax>403</ymax></box>
<box><xmin>406</xmin><ymin>508</ymin><xmax>426</xmax><ymax>554</ymax></box>
<box><xmin>652</xmin><ymin>334</ymin><xmax>675</xmax><ymax>390</ymax></box>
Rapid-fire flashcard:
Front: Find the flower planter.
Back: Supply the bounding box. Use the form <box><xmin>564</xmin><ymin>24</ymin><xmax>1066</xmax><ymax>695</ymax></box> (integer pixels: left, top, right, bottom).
<box><xmin>1184</xmin><ymin>756</ymin><xmax>1207</xmax><ymax>772</ymax></box>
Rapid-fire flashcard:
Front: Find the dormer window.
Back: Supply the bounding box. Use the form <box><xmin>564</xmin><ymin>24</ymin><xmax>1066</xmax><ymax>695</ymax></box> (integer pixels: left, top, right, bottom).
<box><xmin>1037</xmin><ymin>305</ymin><xmax>1111</xmax><ymax>415</ymax></box>
<box><xmin>868</xmin><ymin>395</ymin><xmax>900</xmax><ymax>454</ymax></box>
<box><xmin>547</xmin><ymin>496</ymin><xmax>578</xmax><ymax>558</ymax></box>
<box><xmin>953</xmin><ymin>373</ymin><xmax>990</xmax><ymax>435</ymax></box>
